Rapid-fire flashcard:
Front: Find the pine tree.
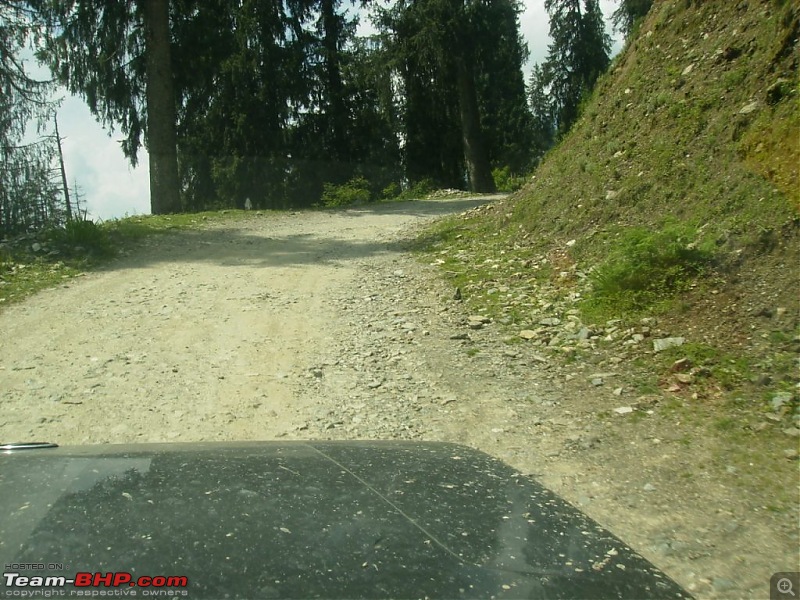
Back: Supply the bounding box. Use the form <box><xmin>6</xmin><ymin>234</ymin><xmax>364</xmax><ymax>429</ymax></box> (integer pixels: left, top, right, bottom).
<box><xmin>35</xmin><ymin>0</ymin><xmax>181</xmax><ymax>214</ymax></box>
<box><xmin>0</xmin><ymin>1</ymin><xmax>62</xmax><ymax>232</ymax></box>
<box><xmin>527</xmin><ymin>63</ymin><xmax>556</xmax><ymax>164</ymax></box>
<box><xmin>169</xmin><ymin>0</ymin><xmax>317</xmax><ymax>209</ymax></box>
<box><xmin>379</xmin><ymin>0</ymin><xmax>497</xmax><ymax>193</ymax></box>
<box><xmin>316</xmin><ymin>0</ymin><xmax>350</xmax><ymax>162</ymax></box>
<box><xmin>142</xmin><ymin>0</ymin><xmax>181</xmax><ymax>214</ymax></box>
<box><xmin>612</xmin><ymin>0</ymin><xmax>653</xmax><ymax>37</ymax></box>
<box><xmin>324</xmin><ymin>34</ymin><xmax>402</xmax><ymax>196</ymax></box>
<box><xmin>400</xmin><ymin>42</ymin><xmax>465</xmax><ymax>189</ymax></box>
<box><xmin>580</xmin><ymin>0</ymin><xmax>611</xmax><ymax>87</ymax></box>
<box><xmin>473</xmin><ymin>0</ymin><xmax>535</xmax><ymax>174</ymax></box>
<box><xmin>542</xmin><ymin>0</ymin><xmax>611</xmax><ymax>135</ymax></box>
<box><xmin>173</xmin><ymin>0</ymin><xmax>397</xmax><ymax>210</ymax></box>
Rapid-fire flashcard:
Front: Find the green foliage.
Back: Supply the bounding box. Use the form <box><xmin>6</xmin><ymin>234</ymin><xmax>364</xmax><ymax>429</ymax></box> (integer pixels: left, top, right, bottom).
<box><xmin>0</xmin><ymin>3</ymin><xmax>62</xmax><ymax>234</ymax></box>
<box><xmin>47</xmin><ymin>218</ymin><xmax>114</xmax><ymax>257</ymax></box>
<box><xmin>582</xmin><ymin>223</ymin><xmax>716</xmax><ymax>317</ymax></box>
<box><xmin>40</xmin><ymin>219</ymin><xmax>115</xmax><ymax>260</ymax></box>
<box><xmin>542</xmin><ymin>0</ymin><xmax>611</xmax><ymax>134</ymax></box>
<box><xmin>35</xmin><ymin>0</ymin><xmax>147</xmax><ymax>163</ymax></box>
<box><xmin>381</xmin><ymin>182</ymin><xmax>401</xmax><ymax>200</ymax></box>
<box><xmin>320</xmin><ymin>176</ymin><xmax>372</xmax><ymax>208</ymax></box>
<box><xmin>492</xmin><ymin>166</ymin><xmax>528</xmax><ymax>192</ymax></box>
<box><xmin>398</xmin><ymin>178</ymin><xmax>436</xmax><ymax>200</ymax></box>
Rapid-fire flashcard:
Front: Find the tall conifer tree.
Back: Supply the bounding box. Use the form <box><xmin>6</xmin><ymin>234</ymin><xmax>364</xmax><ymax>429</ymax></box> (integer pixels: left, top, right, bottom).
<box><xmin>612</xmin><ymin>0</ymin><xmax>653</xmax><ymax>37</ymax></box>
<box><xmin>0</xmin><ymin>1</ymin><xmax>61</xmax><ymax>232</ymax></box>
<box><xmin>542</xmin><ymin>0</ymin><xmax>611</xmax><ymax>135</ymax></box>
<box><xmin>35</xmin><ymin>0</ymin><xmax>181</xmax><ymax>213</ymax></box>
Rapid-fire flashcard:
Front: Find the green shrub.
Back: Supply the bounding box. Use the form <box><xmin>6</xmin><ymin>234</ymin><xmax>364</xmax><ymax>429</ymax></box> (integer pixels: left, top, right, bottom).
<box><xmin>492</xmin><ymin>166</ymin><xmax>528</xmax><ymax>192</ymax></box>
<box><xmin>51</xmin><ymin>218</ymin><xmax>114</xmax><ymax>257</ymax></box>
<box><xmin>320</xmin><ymin>176</ymin><xmax>372</xmax><ymax>208</ymax></box>
<box><xmin>381</xmin><ymin>181</ymin><xmax>401</xmax><ymax>200</ymax></box>
<box><xmin>397</xmin><ymin>178</ymin><xmax>436</xmax><ymax>200</ymax></box>
<box><xmin>582</xmin><ymin>223</ymin><xmax>716</xmax><ymax>316</ymax></box>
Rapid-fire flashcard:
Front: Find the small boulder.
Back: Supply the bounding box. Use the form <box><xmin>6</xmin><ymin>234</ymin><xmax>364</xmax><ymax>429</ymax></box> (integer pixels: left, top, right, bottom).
<box><xmin>653</xmin><ymin>337</ymin><xmax>685</xmax><ymax>352</ymax></box>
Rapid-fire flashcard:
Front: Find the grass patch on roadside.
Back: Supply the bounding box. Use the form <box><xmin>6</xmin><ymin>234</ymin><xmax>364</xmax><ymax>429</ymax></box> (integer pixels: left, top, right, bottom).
<box><xmin>578</xmin><ymin>222</ymin><xmax>717</xmax><ymax>322</ymax></box>
<box><xmin>412</xmin><ymin>210</ymin><xmax>550</xmax><ymax>327</ymax></box>
<box><xmin>0</xmin><ymin>259</ymin><xmax>85</xmax><ymax>307</ymax></box>
<box><xmin>659</xmin><ymin>342</ymin><xmax>755</xmax><ymax>391</ymax></box>
<box><xmin>0</xmin><ymin>210</ymin><xmax>262</xmax><ymax>310</ymax></box>
<box><xmin>103</xmin><ymin>210</ymin><xmax>253</xmax><ymax>240</ymax></box>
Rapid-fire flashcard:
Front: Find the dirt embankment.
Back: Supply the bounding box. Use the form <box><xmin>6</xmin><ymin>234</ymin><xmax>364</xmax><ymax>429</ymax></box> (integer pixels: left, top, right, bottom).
<box><xmin>1</xmin><ymin>198</ymin><xmax>796</xmax><ymax>599</ymax></box>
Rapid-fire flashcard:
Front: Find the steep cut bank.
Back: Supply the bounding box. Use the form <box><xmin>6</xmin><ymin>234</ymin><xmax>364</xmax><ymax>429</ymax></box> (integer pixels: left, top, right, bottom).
<box><xmin>513</xmin><ymin>0</ymin><xmax>797</xmax><ymax>234</ymax></box>
<box><xmin>450</xmin><ymin>0</ymin><xmax>799</xmax><ymax>392</ymax></box>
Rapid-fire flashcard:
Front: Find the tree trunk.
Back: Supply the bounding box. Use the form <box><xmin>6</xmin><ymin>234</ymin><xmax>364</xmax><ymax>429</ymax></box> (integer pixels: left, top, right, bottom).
<box><xmin>142</xmin><ymin>0</ymin><xmax>181</xmax><ymax>214</ymax></box>
<box><xmin>455</xmin><ymin>58</ymin><xmax>496</xmax><ymax>193</ymax></box>
<box><xmin>320</xmin><ymin>0</ymin><xmax>348</xmax><ymax>162</ymax></box>
<box><xmin>54</xmin><ymin>115</ymin><xmax>72</xmax><ymax>221</ymax></box>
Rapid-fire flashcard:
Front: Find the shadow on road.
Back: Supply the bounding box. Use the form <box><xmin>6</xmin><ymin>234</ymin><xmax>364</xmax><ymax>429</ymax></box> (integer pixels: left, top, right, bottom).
<box><xmin>336</xmin><ymin>195</ymin><xmax>500</xmax><ymax>218</ymax></box>
<box><xmin>97</xmin><ymin>196</ymin><xmax>501</xmax><ymax>272</ymax></box>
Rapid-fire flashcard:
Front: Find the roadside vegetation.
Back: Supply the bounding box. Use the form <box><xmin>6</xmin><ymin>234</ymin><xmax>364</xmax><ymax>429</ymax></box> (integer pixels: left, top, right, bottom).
<box><xmin>318</xmin><ymin>177</ymin><xmax>442</xmax><ymax>208</ymax></box>
<box><xmin>0</xmin><ymin>211</ymin><xmax>253</xmax><ymax>308</ymax></box>
<box><xmin>578</xmin><ymin>222</ymin><xmax>717</xmax><ymax>319</ymax></box>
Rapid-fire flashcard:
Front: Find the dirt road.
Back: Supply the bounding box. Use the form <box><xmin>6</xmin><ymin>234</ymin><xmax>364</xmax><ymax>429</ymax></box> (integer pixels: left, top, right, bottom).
<box><xmin>1</xmin><ymin>198</ymin><xmax>491</xmax><ymax>444</ymax></box>
<box><xmin>1</xmin><ymin>198</ymin><xmax>795</xmax><ymax>599</ymax></box>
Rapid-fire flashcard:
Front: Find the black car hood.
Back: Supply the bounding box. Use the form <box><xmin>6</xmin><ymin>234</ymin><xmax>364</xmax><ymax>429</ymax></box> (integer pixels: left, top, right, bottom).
<box><xmin>0</xmin><ymin>441</ymin><xmax>690</xmax><ymax>599</ymax></box>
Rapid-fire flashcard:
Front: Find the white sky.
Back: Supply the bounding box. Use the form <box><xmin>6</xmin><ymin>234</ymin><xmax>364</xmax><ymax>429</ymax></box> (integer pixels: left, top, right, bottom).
<box><xmin>37</xmin><ymin>1</ymin><xmax>620</xmax><ymax>220</ymax></box>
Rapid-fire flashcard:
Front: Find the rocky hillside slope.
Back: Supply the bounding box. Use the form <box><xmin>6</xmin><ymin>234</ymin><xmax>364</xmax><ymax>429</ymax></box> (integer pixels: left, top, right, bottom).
<box><xmin>516</xmin><ymin>0</ymin><xmax>797</xmax><ymax>233</ymax></box>
<box><xmin>506</xmin><ymin>0</ymin><xmax>799</xmax><ymax>376</ymax></box>
<box><xmin>424</xmin><ymin>0</ymin><xmax>798</xmax><ymax>408</ymax></box>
